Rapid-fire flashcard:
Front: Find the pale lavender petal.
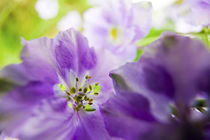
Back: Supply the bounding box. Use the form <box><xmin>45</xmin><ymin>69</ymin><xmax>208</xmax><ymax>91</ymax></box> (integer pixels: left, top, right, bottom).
<box><xmin>129</xmin><ymin>1</ymin><xmax>152</xmax><ymax>40</ymax></box>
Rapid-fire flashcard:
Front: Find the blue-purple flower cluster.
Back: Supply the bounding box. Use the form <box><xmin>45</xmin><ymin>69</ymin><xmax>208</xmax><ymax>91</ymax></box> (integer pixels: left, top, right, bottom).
<box><xmin>0</xmin><ymin>0</ymin><xmax>209</xmax><ymax>140</ymax></box>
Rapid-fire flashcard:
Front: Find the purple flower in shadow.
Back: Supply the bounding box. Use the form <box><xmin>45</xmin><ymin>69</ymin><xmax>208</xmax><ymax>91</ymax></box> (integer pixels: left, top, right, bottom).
<box><xmin>101</xmin><ymin>33</ymin><xmax>210</xmax><ymax>140</ymax></box>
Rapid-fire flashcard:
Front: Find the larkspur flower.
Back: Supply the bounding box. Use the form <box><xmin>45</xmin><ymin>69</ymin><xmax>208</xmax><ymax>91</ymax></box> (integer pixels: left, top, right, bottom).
<box><xmin>83</xmin><ymin>0</ymin><xmax>152</xmax><ymax>65</ymax></box>
<box><xmin>0</xmin><ymin>29</ymin><xmax>115</xmax><ymax>140</ymax></box>
<box><xmin>101</xmin><ymin>33</ymin><xmax>210</xmax><ymax>140</ymax></box>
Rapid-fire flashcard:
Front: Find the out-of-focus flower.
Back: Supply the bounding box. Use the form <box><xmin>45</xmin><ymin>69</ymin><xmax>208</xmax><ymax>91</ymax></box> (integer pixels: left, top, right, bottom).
<box><xmin>101</xmin><ymin>33</ymin><xmax>210</xmax><ymax>140</ymax></box>
<box><xmin>133</xmin><ymin>0</ymin><xmax>175</xmax><ymax>10</ymax></box>
<box><xmin>166</xmin><ymin>0</ymin><xmax>210</xmax><ymax>33</ymax></box>
<box><xmin>84</xmin><ymin>0</ymin><xmax>152</xmax><ymax>65</ymax></box>
<box><xmin>0</xmin><ymin>29</ymin><xmax>114</xmax><ymax>140</ymax></box>
<box><xmin>57</xmin><ymin>11</ymin><xmax>82</xmax><ymax>31</ymax></box>
<box><xmin>146</xmin><ymin>0</ymin><xmax>209</xmax><ymax>33</ymax></box>
<box><xmin>35</xmin><ymin>0</ymin><xmax>59</xmax><ymax>20</ymax></box>
<box><xmin>175</xmin><ymin>19</ymin><xmax>203</xmax><ymax>33</ymax></box>
<box><xmin>87</xmin><ymin>0</ymin><xmax>106</xmax><ymax>6</ymax></box>
<box><xmin>173</xmin><ymin>0</ymin><xmax>210</xmax><ymax>27</ymax></box>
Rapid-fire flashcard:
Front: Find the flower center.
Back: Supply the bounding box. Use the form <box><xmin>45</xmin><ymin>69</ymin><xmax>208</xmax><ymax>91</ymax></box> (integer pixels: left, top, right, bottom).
<box><xmin>109</xmin><ymin>26</ymin><xmax>123</xmax><ymax>46</ymax></box>
<box><xmin>175</xmin><ymin>0</ymin><xmax>184</xmax><ymax>5</ymax></box>
<box><xmin>57</xmin><ymin>75</ymin><xmax>100</xmax><ymax>112</ymax></box>
<box><xmin>110</xmin><ymin>27</ymin><xmax>118</xmax><ymax>40</ymax></box>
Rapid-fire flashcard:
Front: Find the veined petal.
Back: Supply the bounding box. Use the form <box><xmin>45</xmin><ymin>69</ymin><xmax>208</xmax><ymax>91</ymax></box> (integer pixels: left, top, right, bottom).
<box><xmin>17</xmin><ymin>98</ymin><xmax>73</xmax><ymax>140</ymax></box>
<box><xmin>77</xmin><ymin>108</ymin><xmax>111</xmax><ymax>140</ymax></box>
<box><xmin>21</xmin><ymin>37</ymin><xmax>58</xmax><ymax>85</ymax></box>
<box><xmin>54</xmin><ymin>29</ymin><xmax>97</xmax><ymax>80</ymax></box>
<box><xmin>0</xmin><ymin>81</ymin><xmax>54</xmax><ymax>136</ymax></box>
<box><xmin>17</xmin><ymin>98</ymin><xmax>111</xmax><ymax>140</ymax></box>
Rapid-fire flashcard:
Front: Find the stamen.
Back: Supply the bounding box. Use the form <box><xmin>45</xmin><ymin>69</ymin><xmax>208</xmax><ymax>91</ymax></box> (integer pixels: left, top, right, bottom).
<box><xmin>58</xmin><ymin>74</ymin><xmax>100</xmax><ymax>112</ymax></box>
<box><xmin>66</xmin><ymin>91</ymin><xmax>71</xmax><ymax>96</ymax></box>
<box><xmin>85</xmin><ymin>75</ymin><xmax>89</xmax><ymax>79</ymax></box>
<box><xmin>89</xmin><ymin>85</ymin><xmax>92</xmax><ymax>90</ymax></box>
<box><xmin>70</xmin><ymin>87</ymin><xmax>76</xmax><ymax>94</ymax></box>
<box><xmin>83</xmin><ymin>87</ymin><xmax>88</xmax><ymax>93</ymax></box>
<box><xmin>84</xmin><ymin>96</ymin><xmax>88</xmax><ymax>101</ymax></box>
<box><xmin>76</xmin><ymin>77</ymin><xmax>79</xmax><ymax>82</ymax></box>
<box><xmin>68</xmin><ymin>97</ymin><xmax>72</xmax><ymax>101</ymax></box>
<box><xmin>94</xmin><ymin>92</ymin><xmax>99</xmax><ymax>96</ymax></box>
<box><xmin>89</xmin><ymin>98</ymin><xmax>93</xmax><ymax>102</ymax></box>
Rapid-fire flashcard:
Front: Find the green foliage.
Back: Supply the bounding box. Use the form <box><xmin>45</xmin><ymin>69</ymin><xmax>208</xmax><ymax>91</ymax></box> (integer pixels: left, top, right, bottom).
<box><xmin>0</xmin><ymin>0</ymin><xmax>89</xmax><ymax>69</ymax></box>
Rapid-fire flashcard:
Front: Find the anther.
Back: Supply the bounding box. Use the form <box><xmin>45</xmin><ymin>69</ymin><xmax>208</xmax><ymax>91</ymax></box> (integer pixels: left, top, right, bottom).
<box><xmin>94</xmin><ymin>92</ymin><xmax>99</xmax><ymax>96</ymax></box>
<box><xmin>70</xmin><ymin>87</ymin><xmax>76</xmax><ymax>94</ymax></box>
<box><xmin>78</xmin><ymin>104</ymin><xmax>83</xmax><ymax>108</ymax></box>
<box><xmin>85</xmin><ymin>75</ymin><xmax>89</xmax><ymax>79</ymax></box>
<box><xmin>66</xmin><ymin>91</ymin><xmax>71</xmax><ymax>96</ymax></box>
<box><xmin>84</xmin><ymin>96</ymin><xmax>88</xmax><ymax>101</ymax></box>
<box><xmin>88</xmin><ymin>102</ymin><xmax>93</xmax><ymax>105</ymax></box>
<box><xmin>76</xmin><ymin>77</ymin><xmax>79</xmax><ymax>82</ymax></box>
<box><xmin>89</xmin><ymin>85</ymin><xmax>92</xmax><ymax>90</ymax></box>
<box><xmin>89</xmin><ymin>98</ymin><xmax>93</xmax><ymax>102</ymax></box>
<box><xmin>83</xmin><ymin>87</ymin><xmax>88</xmax><ymax>93</ymax></box>
<box><xmin>95</xmin><ymin>83</ymin><xmax>99</xmax><ymax>86</ymax></box>
<box><xmin>68</xmin><ymin>97</ymin><xmax>72</xmax><ymax>101</ymax></box>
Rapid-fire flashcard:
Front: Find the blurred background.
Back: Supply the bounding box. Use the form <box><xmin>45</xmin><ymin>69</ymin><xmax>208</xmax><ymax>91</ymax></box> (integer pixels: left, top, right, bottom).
<box><xmin>0</xmin><ymin>0</ymin><xmax>90</xmax><ymax>68</ymax></box>
<box><xmin>0</xmin><ymin>0</ymin><xmax>209</xmax><ymax>68</ymax></box>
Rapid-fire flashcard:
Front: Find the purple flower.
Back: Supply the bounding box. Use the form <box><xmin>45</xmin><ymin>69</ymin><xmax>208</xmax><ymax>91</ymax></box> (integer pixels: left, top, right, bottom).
<box><xmin>101</xmin><ymin>33</ymin><xmax>210</xmax><ymax>140</ymax></box>
<box><xmin>0</xmin><ymin>29</ymin><xmax>113</xmax><ymax>140</ymax></box>
<box><xmin>83</xmin><ymin>0</ymin><xmax>152</xmax><ymax>65</ymax></box>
